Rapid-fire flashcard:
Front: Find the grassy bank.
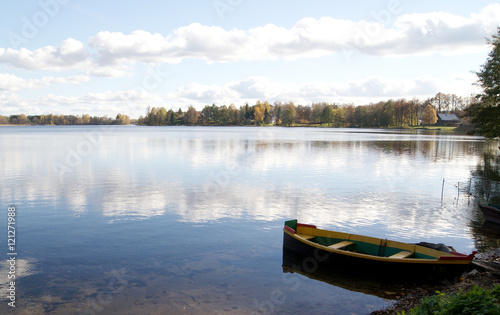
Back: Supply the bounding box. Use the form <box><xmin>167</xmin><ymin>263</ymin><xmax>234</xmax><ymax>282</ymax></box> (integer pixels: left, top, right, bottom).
<box><xmin>403</xmin><ymin>285</ymin><xmax>500</xmax><ymax>314</ymax></box>
<box><xmin>283</xmin><ymin>123</ymin><xmax>460</xmax><ymax>132</ymax></box>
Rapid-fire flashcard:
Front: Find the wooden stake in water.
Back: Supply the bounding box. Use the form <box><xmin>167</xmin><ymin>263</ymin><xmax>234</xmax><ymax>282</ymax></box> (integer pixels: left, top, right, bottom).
<box><xmin>468</xmin><ymin>178</ymin><xmax>472</xmax><ymax>205</ymax></box>
<box><xmin>441</xmin><ymin>178</ymin><xmax>445</xmax><ymax>202</ymax></box>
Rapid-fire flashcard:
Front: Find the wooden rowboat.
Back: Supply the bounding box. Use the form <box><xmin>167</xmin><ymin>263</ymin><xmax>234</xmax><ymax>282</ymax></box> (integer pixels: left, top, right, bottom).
<box><xmin>283</xmin><ymin>219</ymin><xmax>475</xmax><ymax>278</ymax></box>
<box><xmin>479</xmin><ymin>203</ymin><xmax>500</xmax><ymax>225</ymax></box>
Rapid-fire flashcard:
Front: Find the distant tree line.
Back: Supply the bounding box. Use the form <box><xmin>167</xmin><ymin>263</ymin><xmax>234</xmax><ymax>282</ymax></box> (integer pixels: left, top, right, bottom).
<box><xmin>138</xmin><ymin>92</ymin><xmax>477</xmax><ymax>127</ymax></box>
<box><xmin>0</xmin><ymin>113</ymin><xmax>131</xmax><ymax>125</ymax></box>
<box><xmin>0</xmin><ymin>92</ymin><xmax>477</xmax><ymax>128</ymax></box>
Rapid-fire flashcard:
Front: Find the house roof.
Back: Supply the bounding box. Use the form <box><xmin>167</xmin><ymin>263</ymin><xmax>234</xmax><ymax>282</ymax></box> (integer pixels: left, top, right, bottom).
<box><xmin>437</xmin><ymin>113</ymin><xmax>459</xmax><ymax>121</ymax></box>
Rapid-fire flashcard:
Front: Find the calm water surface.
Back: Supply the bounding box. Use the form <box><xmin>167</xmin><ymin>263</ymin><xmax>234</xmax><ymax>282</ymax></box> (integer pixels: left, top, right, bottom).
<box><xmin>0</xmin><ymin>126</ymin><xmax>497</xmax><ymax>314</ymax></box>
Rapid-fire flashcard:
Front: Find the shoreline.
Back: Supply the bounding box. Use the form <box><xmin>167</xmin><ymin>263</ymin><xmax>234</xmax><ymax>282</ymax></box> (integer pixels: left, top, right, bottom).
<box><xmin>372</xmin><ymin>251</ymin><xmax>500</xmax><ymax>314</ymax></box>
<box><xmin>0</xmin><ymin>123</ymin><xmax>459</xmax><ymax>130</ymax></box>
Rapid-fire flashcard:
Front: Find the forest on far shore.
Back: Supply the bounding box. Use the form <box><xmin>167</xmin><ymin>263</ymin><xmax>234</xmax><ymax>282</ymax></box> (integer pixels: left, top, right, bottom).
<box><xmin>0</xmin><ymin>92</ymin><xmax>475</xmax><ymax>128</ymax></box>
<box><xmin>0</xmin><ymin>113</ymin><xmax>131</xmax><ymax>126</ymax></box>
<box><xmin>138</xmin><ymin>92</ymin><xmax>474</xmax><ymax>127</ymax></box>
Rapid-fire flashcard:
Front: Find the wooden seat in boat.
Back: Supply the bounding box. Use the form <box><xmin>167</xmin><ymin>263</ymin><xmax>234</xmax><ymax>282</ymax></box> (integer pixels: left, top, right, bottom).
<box><xmin>389</xmin><ymin>251</ymin><xmax>412</xmax><ymax>259</ymax></box>
<box><xmin>329</xmin><ymin>241</ymin><xmax>354</xmax><ymax>250</ymax></box>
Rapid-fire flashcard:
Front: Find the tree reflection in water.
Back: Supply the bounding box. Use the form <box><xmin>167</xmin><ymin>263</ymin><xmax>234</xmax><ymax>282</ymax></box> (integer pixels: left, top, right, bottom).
<box><xmin>471</xmin><ymin>147</ymin><xmax>500</xmax><ymax>203</ymax></box>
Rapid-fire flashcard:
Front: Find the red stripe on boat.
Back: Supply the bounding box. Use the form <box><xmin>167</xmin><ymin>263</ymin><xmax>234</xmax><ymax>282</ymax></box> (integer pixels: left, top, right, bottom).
<box><xmin>438</xmin><ymin>251</ymin><xmax>476</xmax><ymax>260</ymax></box>
<box><xmin>284</xmin><ymin>226</ymin><xmax>296</xmax><ymax>233</ymax></box>
<box><xmin>297</xmin><ymin>223</ymin><xmax>317</xmax><ymax>229</ymax></box>
<box><xmin>449</xmin><ymin>251</ymin><xmax>467</xmax><ymax>257</ymax></box>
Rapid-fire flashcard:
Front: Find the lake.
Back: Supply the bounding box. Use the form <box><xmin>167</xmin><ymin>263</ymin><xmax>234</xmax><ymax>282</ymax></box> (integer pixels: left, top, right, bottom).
<box><xmin>0</xmin><ymin>126</ymin><xmax>497</xmax><ymax>314</ymax></box>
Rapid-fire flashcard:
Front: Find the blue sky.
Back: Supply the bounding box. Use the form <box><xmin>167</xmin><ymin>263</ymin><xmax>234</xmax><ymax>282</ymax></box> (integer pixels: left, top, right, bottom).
<box><xmin>1</xmin><ymin>1</ymin><xmax>499</xmax><ymax>118</ymax></box>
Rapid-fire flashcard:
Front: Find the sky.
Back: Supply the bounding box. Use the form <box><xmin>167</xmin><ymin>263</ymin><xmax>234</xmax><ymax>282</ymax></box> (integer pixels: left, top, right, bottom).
<box><xmin>0</xmin><ymin>0</ymin><xmax>499</xmax><ymax>119</ymax></box>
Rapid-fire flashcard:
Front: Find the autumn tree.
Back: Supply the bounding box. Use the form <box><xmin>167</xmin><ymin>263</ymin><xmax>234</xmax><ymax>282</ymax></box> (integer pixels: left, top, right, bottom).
<box><xmin>321</xmin><ymin>105</ymin><xmax>334</xmax><ymax>124</ymax></box>
<box><xmin>393</xmin><ymin>99</ymin><xmax>406</xmax><ymax>126</ymax></box>
<box><xmin>421</xmin><ymin>104</ymin><xmax>437</xmax><ymax>125</ymax></box>
<box><xmin>311</xmin><ymin>103</ymin><xmax>325</xmax><ymax>123</ymax></box>
<box><xmin>379</xmin><ymin>100</ymin><xmax>394</xmax><ymax>127</ymax></box>
<box><xmin>431</xmin><ymin>92</ymin><xmax>450</xmax><ymax>113</ymax></box>
<box><xmin>449</xmin><ymin>94</ymin><xmax>462</xmax><ymax>113</ymax></box>
<box><xmin>9</xmin><ymin>114</ymin><xmax>29</xmax><ymax>124</ymax></box>
<box><xmin>258</xmin><ymin>101</ymin><xmax>271</xmax><ymax>125</ymax></box>
<box><xmin>343</xmin><ymin>105</ymin><xmax>356</xmax><ymax>127</ymax></box>
<box><xmin>158</xmin><ymin>107</ymin><xmax>167</xmax><ymax>125</ymax></box>
<box><xmin>185</xmin><ymin>106</ymin><xmax>198</xmax><ymax>125</ymax></box>
<box><xmin>82</xmin><ymin>114</ymin><xmax>90</xmax><ymax>124</ymax></box>
<box><xmin>264</xmin><ymin>107</ymin><xmax>272</xmax><ymax>125</ymax></box>
<box><xmin>268</xmin><ymin>101</ymin><xmax>281</xmax><ymax>125</ymax></box>
<box><xmin>295</xmin><ymin>105</ymin><xmax>311</xmax><ymax>124</ymax></box>
<box><xmin>219</xmin><ymin>105</ymin><xmax>230</xmax><ymax>125</ymax></box>
<box><xmin>331</xmin><ymin>108</ymin><xmax>345</xmax><ymax>127</ymax></box>
<box><xmin>200</xmin><ymin>105</ymin><xmax>211</xmax><ymax>124</ymax></box>
<box><xmin>116</xmin><ymin>113</ymin><xmax>130</xmax><ymax>125</ymax></box>
<box><xmin>168</xmin><ymin>109</ymin><xmax>175</xmax><ymax>125</ymax></box>
<box><xmin>354</xmin><ymin>106</ymin><xmax>368</xmax><ymax>127</ymax></box>
<box><xmin>241</xmin><ymin>102</ymin><xmax>253</xmax><ymax>124</ymax></box>
<box><xmin>254</xmin><ymin>101</ymin><xmax>266</xmax><ymax>125</ymax></box>
<box><xmin>228</xmin><ymin>104</ymin><xmax>240</xmax><ymax>125</ymax></box>
<box><xmin>281</xmin><ymin>103</ymin><xmax>296</xmax><ymax>126</ymax></box>
<box><xmin>409</xmin><ymin>98</ymin><xmax>421</xmax><ymax>126</ymax></box>
<box><xmin>176</xmin><ymin>108</ymin><xmax>184</xmax><ymax>124</ymax></box>
<box><xmin>19</xmin><ymin>114</ymin><xmax>30</xmax><ymax>124</ymax></box>
<box><xmin>147</xmin><ymin>107</ymin><xmax>157</xmax><ymax>125</ymax></box>
<box><xmin>468</xmin><ymin>27</ymin><xmax>500</xmax><ymax>138</ymax></box>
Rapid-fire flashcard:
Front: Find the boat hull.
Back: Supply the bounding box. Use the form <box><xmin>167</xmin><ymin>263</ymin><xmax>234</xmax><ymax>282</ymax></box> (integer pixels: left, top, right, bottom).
<box><xmin>479</xmin><ymin>204</ymin><xmax>500</xmax><ymax>225</ymax></box>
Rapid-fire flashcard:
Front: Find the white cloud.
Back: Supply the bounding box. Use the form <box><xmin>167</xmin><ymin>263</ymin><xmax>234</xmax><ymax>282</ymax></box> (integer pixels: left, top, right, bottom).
<box><xmin>86</xmin><ymin>4</ymin><xmax>500</xmax><ymax>65</ymax></box>
<box><xmin>0</xmin><ymin>93</ymin><xmax>31</xmax><ymax>114</ymax></box>
<box><xmin>80</xmin><ymin>90</ymin><xmax>163</xmax><ymax>105</ymax></box>
<box><xmin>177</xmin><ymin>82</ymin><xmax>240</xmax><ymax>102</ymax></box>
<box><xmin>0</xmin><ymin>38</ymin><xmax>88</xmax><ymax>71</ymax></box>
<box><xmin>86</xmin><ymin>64</ymin><xmax>131</xmax><ymax>78</ymax></box>
<box><xmin>0</xmin><ymin>73</ymin><xmax>89</xmax><ymax>91</ymax></box>
<box><xmin>89</xmin><ymin>30</ymin><xmax>173</xmax><ymax>65</ymax></box>
<box><xmin>229</xmin><ymin>77</ymin><xmax>274</xmax><ymax>99</ymax></box>
<box><xmin>386</xmin><ymin>4</ymin><xmax>500</xmax><ymax>56</ymax></box>
<box><xmin>1</xmin><ymin>4</ymin><xmax>498</xmax><ymax>72</ymax></box>
<box><xmin>172</xmin><ymin>75</ymin><xmax>449</xmax><ymax>107</ymax></box>
<box><xmin>0</xmin><ymin>89</ymin><xmax>163</xmax><ymax>116</ymax></box>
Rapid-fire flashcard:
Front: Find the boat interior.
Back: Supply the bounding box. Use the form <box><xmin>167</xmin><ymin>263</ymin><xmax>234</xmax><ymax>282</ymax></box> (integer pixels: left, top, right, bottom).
<box><xmin>284</xmin><ymin>220</ymin><xmax>458</xmax><ymax>260</ymax></box>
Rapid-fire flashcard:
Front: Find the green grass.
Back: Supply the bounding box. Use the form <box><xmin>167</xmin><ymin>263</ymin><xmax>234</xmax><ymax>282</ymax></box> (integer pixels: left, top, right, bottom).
<box><xmin>286</xmin><ymin>124</ymin><xmax>459</xmax><ymax>131</ymax></box>
<box><xmin>401</xmin><ymin>285</ymin><xmax>500</xmax><ymax>315</ymax></box>
<box><xmin>403</xmin><ymin>126</ymin><xmax>458</xmax><ymax>131</ymax></box>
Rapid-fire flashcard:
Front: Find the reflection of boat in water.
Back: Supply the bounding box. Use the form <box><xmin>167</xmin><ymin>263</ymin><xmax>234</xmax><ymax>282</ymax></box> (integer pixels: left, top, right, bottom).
<box><xmin>283</xmin><ymin>220</ymin><xmax>475</xmax><ymax>279</ymax></box>
<box><xmin>283</xmin><ymin>248</ymin><xmax>404</xmax><ymax>299</ymax></box>
<box><xmin>479</xmin><ymin>203</ymin><xmax>500</xmax><ymax>225</ymax></box>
